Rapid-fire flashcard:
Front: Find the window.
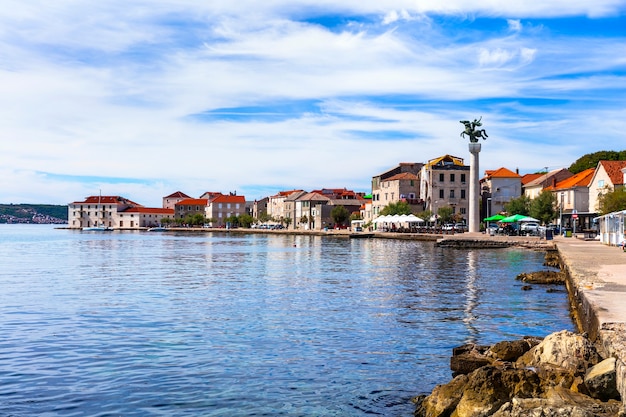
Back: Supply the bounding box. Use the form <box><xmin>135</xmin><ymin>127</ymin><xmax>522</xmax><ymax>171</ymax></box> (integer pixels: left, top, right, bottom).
<box><xmin>439</xmin><ymin>189</ymin><xmax>444</xmax><ymax>198</ymax></box>
<box><xmin>461</xmin><ymin>174</ymin><xmax>466</xmax><ymax>183</ymax></box>
<box><xmin>598</xmin><ymin>180</ymin><xmax>605</xmax><ymax>187</ymax></box>
<box><xmin>450</xmin><ymin>174</ymin><xmax>455</xmax><ymax>182</ymax></box>
<box><xmin>227</xmin><ymin>203</ymin><xmax>231</xmax><ymax>209</ymax></box>
<box><xmin>410</xmin><ymin>180</ymin><xmax>414</xmax><ymax>186</ymax></box>
<box><xmin>450</xmin><ymin>190</ymin><xmax>455</xmax><ymax>198</ymax></box>
<box><xmin>236</xmin><ymin>204</ymin><xmax>240</xmax><ymax>209</ymax></box>
<box><xmin>461</xmin><ymin>190</ymin><xmax>466</xmax><ymax>199</ymax></box>
<box><xmin>460</xmin><ymin>208</ymin><xmax>466</xmax><ymax>215</ymax></box>
<box><xmin>219</xmin><ymin>203</ymin><xmax>223</xmax><ymax>209</ymax></box>
<box><xmin>439</xmin><ymin>173</ymin><xmax>444</xmax><ymax>182</ymax></box>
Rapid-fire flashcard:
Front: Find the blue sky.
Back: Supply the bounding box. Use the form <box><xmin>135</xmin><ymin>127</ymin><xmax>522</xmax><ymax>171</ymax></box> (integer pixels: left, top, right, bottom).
<box><xmin>1</xmin><ymin>1</ymin><xmax>625</xmax><ymax>206</ymax></box>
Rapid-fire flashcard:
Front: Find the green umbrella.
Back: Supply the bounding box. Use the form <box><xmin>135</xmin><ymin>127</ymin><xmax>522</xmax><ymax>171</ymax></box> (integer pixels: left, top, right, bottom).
<box><xmin>483</xmin><ymin>214</ymin><xmax>506</xmax><ymax>222</ymax></box>
<box><xmin>500</xmin><ymin>214</ymin><xmax>528</xmax><ymax>223</ymax></box>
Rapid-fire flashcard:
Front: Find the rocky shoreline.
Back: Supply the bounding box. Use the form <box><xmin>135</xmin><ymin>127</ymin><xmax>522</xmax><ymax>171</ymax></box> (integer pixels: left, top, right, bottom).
<box><xmin>413</xmin><ymin>249</ymin><xmax>625</xmax><ymax>417</ymax></box>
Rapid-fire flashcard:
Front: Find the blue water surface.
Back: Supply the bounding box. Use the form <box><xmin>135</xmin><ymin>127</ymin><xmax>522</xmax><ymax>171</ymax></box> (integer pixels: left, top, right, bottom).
<box><xmin>0</xmin><ymin>225</ymin><xmax>574</xmax><ymax>416</ymax></box>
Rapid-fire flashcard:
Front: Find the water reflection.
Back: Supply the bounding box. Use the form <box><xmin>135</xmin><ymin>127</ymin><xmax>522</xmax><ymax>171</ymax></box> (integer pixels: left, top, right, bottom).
<box><xmin>0</xmin><ymin>226</ymin><xmax>575</xmax><ymax>417</ymax></box>
<box><xmin>464</xmin><ymin>250</ymin><xmax>479</xmax><ymax>342</ymax></box>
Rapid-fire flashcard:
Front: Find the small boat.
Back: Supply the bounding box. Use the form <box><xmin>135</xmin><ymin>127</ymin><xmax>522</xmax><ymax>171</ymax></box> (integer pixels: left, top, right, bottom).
<box><xmin>147</xmin><ymin>227</ymin><xmax>168</xmax><ymax>232</ymax></box>
<box><xmin>349</xmin><ymin>233</ymin><xmax>374</xmax><ymax>239</ymax></box>
<box><xmin>82</xmin><ymin>225</ymin><xmax>113</xmax><ymax>232</ymax></box>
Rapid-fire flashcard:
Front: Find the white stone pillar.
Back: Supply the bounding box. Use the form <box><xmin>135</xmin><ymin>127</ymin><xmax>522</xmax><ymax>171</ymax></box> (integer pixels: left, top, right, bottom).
<box><xmin>468</xmin><ymin>143</ymin><xmax>481</xmax><ymax>233</ymax></box>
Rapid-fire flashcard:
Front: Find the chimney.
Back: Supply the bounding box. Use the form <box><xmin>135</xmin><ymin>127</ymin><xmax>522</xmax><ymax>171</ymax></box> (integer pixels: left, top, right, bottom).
<box><xmin>552</xmin><ymin>177</ymin><xmax>557</xmax><ymax>188</ymax></box>
<box><xmin>516</xmin><ymin>168</ymin><xmax>519</xmax><ymax>174</ymax></box>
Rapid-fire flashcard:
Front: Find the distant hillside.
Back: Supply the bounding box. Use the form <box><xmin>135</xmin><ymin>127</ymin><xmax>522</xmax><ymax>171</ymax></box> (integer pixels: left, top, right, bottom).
<box><xmin>0</xmin><ymin>204</ymin><xmax>67</xmax><ymax>224</ymax></box>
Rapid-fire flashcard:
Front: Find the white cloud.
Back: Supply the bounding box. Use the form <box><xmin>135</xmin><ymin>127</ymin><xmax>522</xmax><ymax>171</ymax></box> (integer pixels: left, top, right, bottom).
<box><xmin>507</xmin><ymin>19</ymin><xmax>522</xmax><ymax>32</ymax></box>
<box><xmin>0</xmin><ymin>0</ymin><xmax>624</xmax><ymax>205</ymax></box>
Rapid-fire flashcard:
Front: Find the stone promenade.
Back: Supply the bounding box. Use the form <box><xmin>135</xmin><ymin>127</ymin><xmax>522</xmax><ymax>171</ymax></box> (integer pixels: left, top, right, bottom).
<box><xmin>555</xmin><ymin>235</ymin><xmax>626</xmax><ymax>405</ymax></box>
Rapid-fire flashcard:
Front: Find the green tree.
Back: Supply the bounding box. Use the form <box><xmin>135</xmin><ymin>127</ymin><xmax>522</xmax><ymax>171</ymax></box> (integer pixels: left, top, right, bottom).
<box><xmin>380</xmin><ymin>201</ymin><xmax>412</xmax><ymax>216</ymax></box>
<box><xmin>349</xmin><ymin>212</ymin><xmax>362</xmax><ymax>221</ymax></box>
<box><xmin>529</xmin><ymin>190</ymin><xmax>557</xmax><ymax>225</ymax></box>
<box><xmin>568</xmin><ymin>150</ymin><xmax>626</xmax><ymax>174</ymax></box>
<box><xmin>238</xmin><ymin>214</ymin><xmax>254</xmax><ymax>228</ymax></box>
<box><xmin>258</xmin><ymin>213</ymin><xmax>273</xmax><ymax>223</ymax></box>
<box><xmin>437</xmin><ymin>206</ymin><xmax>454</xmax><ymax>224</ymax></box>
<box><xmin>504</xmin><ymin>195</ymin><xmax>531</xmax><ymax>216</ymax></box>
<box><xmin>330</xmin><ymin>205</ymin><xmax>350</xmax><ymax>227</ymax></box>
<box><xmin>225</xmin><ymin>215</ymin><xmax>239</xmax><ymax>227</ymax></box>
<box><xmin>300</xmin><ymin>214</ymin><xmax>309</xmax><ymax>225</ymax></box>
<box><xmin>598</xmin><ymin>187</ymin><xmax>626</xmax><ymax>215</ymax></box>
<box><xmin>185</xmin><ymin>213</ymin><xmax>206</xmax><ymax>226</ymax></box>
<box><xmin>283</xmin><ymin>217</ymin><xmax>293</xmax><ymax>229</ymax></box>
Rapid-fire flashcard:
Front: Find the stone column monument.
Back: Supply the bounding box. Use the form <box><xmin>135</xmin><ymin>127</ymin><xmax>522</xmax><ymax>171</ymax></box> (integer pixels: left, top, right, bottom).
<box><xmin>460</xmin><ymin>118</ymin><xmax>488</xmax><ymax>233</ymax></box>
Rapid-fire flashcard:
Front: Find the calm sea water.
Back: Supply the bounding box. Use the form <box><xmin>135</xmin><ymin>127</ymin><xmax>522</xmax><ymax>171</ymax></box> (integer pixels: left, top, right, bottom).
<box><xmin>0</xmin><ymin>224</ymin><xmax>574</xmax><ymax>416</ymax></box>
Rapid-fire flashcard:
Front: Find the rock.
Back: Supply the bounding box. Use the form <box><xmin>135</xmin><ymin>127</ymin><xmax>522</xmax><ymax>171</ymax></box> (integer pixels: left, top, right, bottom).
<box><xmin>487</xmin><ymin>338</ymin><xmax>541</xmax><ymax>362</ymax></box>
<box><xmin>414</xmin><ymin>374</ymin><xmax>469</xmax><ymax>417</ymax></box>
<box><xmin>584</xmin><ymin>357</ymin><xmax>621</xmax><ymax>401</ymax></box>
<box><xmin>451</xmin><ymin>347</ymin><xmax>494</xmax><ymax>375</ymax></box>
<box><xmin>516</xmin><ymin>271</ymin><xmax>565</xmax><ymax>284</ymax></box>
<box><xmin>517</xmin><ymin>330</ymin><xmax>602</xmax><ymax>375</ymax></box>
<box><xmin>453</xmin><ymin>366</ymin><xmax>542</xmax><ymax>417</ymax></box>
<box><xmin>493</xmin><ymin>386</ymin><xmax>622</xmax><ymax>416</ymax></box>
<box><xmin>544</xmin><ymin>250</ymin><xmax>561</xmax><ymax>268</ymax></box>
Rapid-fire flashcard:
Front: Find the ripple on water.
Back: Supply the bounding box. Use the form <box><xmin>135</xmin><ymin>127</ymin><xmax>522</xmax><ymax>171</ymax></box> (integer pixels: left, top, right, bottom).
<box><xmin>0</xmin><ymin>226</ymin><xmax>575</xmax><ymax>416</ymax></box>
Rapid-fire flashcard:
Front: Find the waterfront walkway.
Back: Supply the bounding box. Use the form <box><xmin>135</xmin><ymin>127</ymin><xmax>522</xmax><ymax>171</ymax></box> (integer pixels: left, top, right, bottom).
<box><xmin>554</xmin><ymin>235</ymin><xmax>626</xmax><ymax>404</ymax></box>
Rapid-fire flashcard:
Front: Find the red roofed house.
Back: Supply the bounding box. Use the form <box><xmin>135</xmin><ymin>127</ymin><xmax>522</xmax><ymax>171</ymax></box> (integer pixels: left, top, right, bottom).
<box><xmin>175</xmin><ymin>198</ymin><xmax>209</xmax><ymax>220</ymax></box>
<box><xmin>372</xmin><ymin>162</ymin><xmax>424</xmax><ymax>219</ymax></box>
<box><xmin>118</xmin><ymin>206</ymin><xmax>175</xmax><ymax>229</ymax></box>
<box><xmin>549</xmin><ymin>168</ymin><xmax>596</xmax><ymax>232</ymax></box>
<box><xmin>162</xmin><ymin>191</ymin><xmax>191</xmax><ymax>210</ymax></box>
<box><xmin>68</xmin><ymin>195</ymin><xmax>173</xmax><ymax>229</ymax></box>
<box><xmin>588</xmin><ymin>160</ymin><xmax>626</xmax><ymax>214</ymax></box>
<box><xmin>206</xmin><ymin>194</ymin><xmax>246</xmax><ymax>227</ymax></box>
<box><xmin>480</xmin><ymin>167</ymin><xmax>522</xmax><ymax>218</ymax></box>
<box><xmin>267</xmin><ymin>190</ymin><xmax>305</xmax><ymax>221</ymax></box>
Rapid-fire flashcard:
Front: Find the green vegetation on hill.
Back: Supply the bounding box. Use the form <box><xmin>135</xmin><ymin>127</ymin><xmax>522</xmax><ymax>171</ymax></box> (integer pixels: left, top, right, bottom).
<box><xmin>568</xmin><ymin>150</ymin><xmax>626</xmax><ymax>174</ymax></box>
<box><xmin>0</xmin><ymin>204</ymin><xmax>67</xmax><ymax>223</ymax></box>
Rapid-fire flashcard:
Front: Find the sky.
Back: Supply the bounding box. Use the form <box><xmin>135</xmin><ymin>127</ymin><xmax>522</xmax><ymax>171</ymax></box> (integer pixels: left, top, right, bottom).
<box><xmin>1</xmin><ymin>1</ymin><xmax>625</xmax><ymax>207</ymax></box>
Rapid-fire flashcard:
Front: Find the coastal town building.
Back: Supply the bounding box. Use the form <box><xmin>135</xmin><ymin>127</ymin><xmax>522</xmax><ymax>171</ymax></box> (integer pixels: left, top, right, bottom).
<box><xmin>371</xmin><ymin>163</ymin><xmax>423</xmax><ymax>218</ymax></box>
<box><xmin>68</xmin><ymin>195</ymin><xmax>173</xmax><ymax>229</ymax></box>
<box><xmin>480</xmin><ymin>167</ymin><xmax>522</xmax><ymax>219</ymax></box>
<box><xmin>267</xmin><ymin>190</ymin><xmax>304</xmax><ymax>221</ymax></box>
<box><xmin>292</xmin><ymin>188</ymin><xmax>364</xmax><ymax>230</ymax></box>
<box><xmin>252</xmin><ymin>197</ymin><xmax>269</xmax><ymax>220</ymax></box>
<box><xmin>547</xmin><ymin>168</ymin><xmax>595</xmax><ymax>231</ymax></box>
<box><xmin>117</xmin><ymin>207</ymin><xmax>175</xmax><ymax>228</ymax></box>
<box><xmin>420</xmin><ymin>155</ymin><xmax>469</xmax><ymax>221</ymax></box>
<box><xmin>206</xmin><ymin>194</ymin><xmax>246</xmax><ymax>227</ymax></box>
<box><xmin>523</xmin><ymin>168</ymin><xmax>572</xmax><ymax>199</ymax></box>
<box><xmin>587</xmin><ymin>160</ymin><xmax>626</xmax><ymax>214</ymax></box>
<box><xmin>175</xmin><ymin>198</ymin><xmax>209</xmax><ymax>220</ymax></box>
<box><xmin>162</xmin><ymin>191</ymin><xmax>191</xmax><ymax>210</ymax></box>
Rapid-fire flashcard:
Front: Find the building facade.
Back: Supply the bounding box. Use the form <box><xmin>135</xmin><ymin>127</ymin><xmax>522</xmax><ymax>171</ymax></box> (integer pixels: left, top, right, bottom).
<box><xmin>420</xmin><ymin>155</ymin><xmax>470</xmax><ymax>221</ymax></box>
<box><xmin>371</xmin><ymin>163</ymin><xmax>423</xmax><ymax>218</ymax></box>
<box><xmin>480</xmin><ymin>167</ymin><xmax>522</xmax><ymax>219</ymax></box>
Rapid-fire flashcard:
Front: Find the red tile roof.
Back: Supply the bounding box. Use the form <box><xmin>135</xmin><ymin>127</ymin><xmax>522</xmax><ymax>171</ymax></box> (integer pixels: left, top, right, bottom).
<box><xmin>599</xmin><ymin>160</ymin><xmax>626</xmax><ymax>186</ymax></box>
<box><xmin>485</xmin><ymin>167</ymin><xmax>520</xmax><ymax>179</ymax></box>
<box><xmin>164</xmin><ymin>191</ymin><xmax>191</xmax><ymax>199</ymax></box>
<box><xmin>385</xmin><ymin>172</ymin><xmax>419</xmax><ymax>181</ymax></box>
<box><xmin>74</xmin><ymin>196</ymin><xmax>142</xmax><ymax>206</ymax></box>
<box><xmin>211</xmin><ymin>195</ymin><xmax>246</xmax><ymax>204</ymax></box>
<box><xmin>520</xmin><ymin>173</ymin><xmax>543</xmax><ymax>185</ymax></box>
<box><xmin>122</xmin><ymin>207</ymin><xmax>174</xmax><ymax>214</ymax></box>
<box><xmin>176</xmin><ymin>198</ymin><xmax>209</xmax><ymax>206</ymax></box>
<box><xmin>550</xmin><ymin>168</ymin><xmax>595</xmax><ymax>190</ymax></box>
